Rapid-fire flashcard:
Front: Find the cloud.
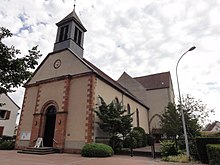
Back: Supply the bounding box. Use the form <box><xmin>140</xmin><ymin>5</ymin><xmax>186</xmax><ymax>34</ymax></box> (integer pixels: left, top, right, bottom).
<box><xmin>1</xmin><ymin>0</ymin><xmax>220</xmax><ymax>122</ymax></box>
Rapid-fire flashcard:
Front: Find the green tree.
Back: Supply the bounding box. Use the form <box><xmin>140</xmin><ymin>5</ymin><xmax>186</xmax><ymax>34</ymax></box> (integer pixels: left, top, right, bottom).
<box><xmin>160</xmin><ymin>95</ymin><xmax>214</xmax><ymax>138</ymax></box>
<box><xmin>182</xmin><ymin>94</ymin><xmax>215</xmax><ymax>126</ymax></box>
<box><xmin>160</xmin><ymin>102</ymin><xmax>182</xmax><ymax>138</ymax></box>
<box><xmin>94</xmin><ymin>96</ymin><xmax>133</xmax><ymax>139</ymax></box>
<box><xmin>181</xmin><ymin>94</ymin><xmax>214</xmax><ymax>137</ymax></box>
<box><xmin>0</xmin><ymin>27</ymin><xmax>42</xmax><ymax>95</ymax></box>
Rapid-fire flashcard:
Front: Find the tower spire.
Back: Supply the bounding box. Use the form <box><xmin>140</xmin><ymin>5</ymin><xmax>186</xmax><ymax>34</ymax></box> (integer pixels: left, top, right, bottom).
<box><xmin>73</xmin><ymin>0</ymin><xmax>76</xmax><ymax>11</ymax></box>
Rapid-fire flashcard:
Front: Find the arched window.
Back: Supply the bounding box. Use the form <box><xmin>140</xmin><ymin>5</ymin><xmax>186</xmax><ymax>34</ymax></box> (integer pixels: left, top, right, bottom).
<box><xmin>136</xmin><ymin>108</ymin><xmax>139</xmax><ymax>127</ymax></box>
<box><xmin>127</xmin><ymin>104</ymin><xmax>131</xmax><ymax>114</ymax></box>
<box><xmin>115</xmin><ymin>97</ymin><xmax>119</xmax><ymax>103</ymax></box>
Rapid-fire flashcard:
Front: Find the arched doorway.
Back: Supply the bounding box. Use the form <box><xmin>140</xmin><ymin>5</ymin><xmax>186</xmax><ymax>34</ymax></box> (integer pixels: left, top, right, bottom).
<box><xmin>43</xmin><ymin>105</ymin><xmax>56</xmax><ymax>147</ymax></box>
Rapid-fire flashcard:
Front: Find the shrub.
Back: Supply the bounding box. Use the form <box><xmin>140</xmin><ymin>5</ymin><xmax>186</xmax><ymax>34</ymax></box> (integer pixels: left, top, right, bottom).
<box><xmin>131</xmin><ymin>130</ymin><xmax>143</xmax><ymax>148</ymax></box>
<box><xmin>196</xmin><ymin>137</ymin><xmax>220</xmax><ymax>164</ymax></box>
<box><xmin>109</xmin><ymin>136</ymin><xmax>123</xmax><ymax>152</ymax></box>
<box><xmin>133</xmin><ymin>127</ymin><xmax>148</xmax><ymax>147</ymax></box>
<box><xmin>0</xmin><ymin>141</ymin><xmax>15</xmax><ymax>150</ymax></box>
<box><xmin>207</xmin><ymin>144</ymin><xmax>220</xmax><ymax>165</ymax></box>
<box><xmin>160</xmin><ymin>140</ymin><xmax>178</xmax><ymax>157</ymax></box>
<box><xmin>81</xmin><ymin>143</ymin><xmax>114</xmax><ymax>157</ymax></box>
<box><xmin>0</xmin><ymin>136</ymin><xmax>15</xmax><ymax>150</ymax></box>
<box><xmin>123</xmin><ymin>136</ymin><xmax>137</xmax><ymax>149</ymax></box>
<box><xmin>162</xmin><ymin>154</ymin><xmax>189</xmax><ymax>163</ymax></box>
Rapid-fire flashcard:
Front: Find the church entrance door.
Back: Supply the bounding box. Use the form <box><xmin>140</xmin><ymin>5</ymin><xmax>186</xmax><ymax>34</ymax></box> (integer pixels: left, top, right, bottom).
<box><xmin>43</xmin><ymin>106</ymin><xmax>56</xmax><ymax>147</ymax></box>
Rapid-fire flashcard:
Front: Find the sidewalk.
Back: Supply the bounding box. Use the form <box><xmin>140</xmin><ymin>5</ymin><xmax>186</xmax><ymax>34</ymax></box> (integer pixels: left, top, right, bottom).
<box><xmin>0</xmin><ymin>150</ymin><xmax>205</xmax><ymax>165</ymax></box>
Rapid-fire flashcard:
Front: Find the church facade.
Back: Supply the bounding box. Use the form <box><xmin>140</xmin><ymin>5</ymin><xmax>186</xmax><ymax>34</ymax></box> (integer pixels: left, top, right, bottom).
<box><xmin>15</xmin><ymin>11</ymin><xmax>150</xmax><ymax>152</ymax></box>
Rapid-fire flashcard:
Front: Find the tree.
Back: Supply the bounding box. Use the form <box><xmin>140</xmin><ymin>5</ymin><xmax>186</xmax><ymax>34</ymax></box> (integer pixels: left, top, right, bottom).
<box><xmin>160</xmin><ymin>94</ymin><xmax>214</xmax><ymax>138</ymax></box>
<box><xmin>181</xmin><ymin>94</ymin><xmax>214</xmax><ymax>126</ymax></box>
<box><xmin>94</xmin><ymin>96</ymin><xmax>133</xmax><ymax>139</ymax></box>
<box><xmin>160</xmin><ymin>102</ymin><xmax>182</xmax><ymax>138</ymax></box>
<box><xmin>0</xmin><ymin>27</ymin><xmax>42</xmax><ymax>95</ymax></box>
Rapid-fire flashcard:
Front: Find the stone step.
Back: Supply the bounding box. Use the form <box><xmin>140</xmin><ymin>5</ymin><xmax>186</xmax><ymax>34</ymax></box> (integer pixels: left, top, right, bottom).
<box><xmin>18</xmin><ymin>147</ymin><xmax>60</xmax><ymax>155</ymax></box>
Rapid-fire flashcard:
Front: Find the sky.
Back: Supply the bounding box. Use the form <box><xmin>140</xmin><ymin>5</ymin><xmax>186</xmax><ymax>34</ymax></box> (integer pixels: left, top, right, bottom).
<box><xmin>1</xmin><ymin>0</ymin><xmax>220</xmax><ymax>124</ymax></box>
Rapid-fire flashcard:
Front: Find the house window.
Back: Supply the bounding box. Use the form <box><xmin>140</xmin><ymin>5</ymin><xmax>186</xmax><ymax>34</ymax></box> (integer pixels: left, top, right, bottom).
<box><xmin>74</xmin><ymin>26</ymin><xmax>82</xmax><ymax>46</ymax></box>
<box><xmin>0</xmin><ymin>110</ymin><xmax>6</xmax><ymax>119</ymax></box>
<box><xmin>0</xmin><ymin>110</ymin><xmax>10</xmax><ymax>120</ymax></box>
<box><xmin>127</xmin><ymin>104</ymin><xmax>131</xmax><ymax>114</ymax></box>
<box><xmin>0</xmin><ymin>126</ymin><xmax>4</xmax><ymax>137</ymax></box>
<box><xmin>59</xmin><ymin>25</ymin><xmax>69</xmax><ymax>42</ymax></box>
<box><xmin>136</xmin><ymin>109</ymin><xmax>139</xmax><ymax>127</ymax></box>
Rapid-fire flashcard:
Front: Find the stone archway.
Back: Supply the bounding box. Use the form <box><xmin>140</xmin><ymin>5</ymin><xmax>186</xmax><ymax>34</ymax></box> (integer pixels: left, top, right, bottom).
<box><xmin>43</xmin><ymin>105</ymin><xmax>57</xmax><ymax>147</ymax></box>
<box><xmin>149</xmin><ymin>114</ymin><xmax>163</xmax><ymax>142</ymax></box>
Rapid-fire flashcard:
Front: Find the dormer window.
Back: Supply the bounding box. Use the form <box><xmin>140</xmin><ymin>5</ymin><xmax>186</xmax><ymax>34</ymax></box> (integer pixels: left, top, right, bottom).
<box><xmin>59</xmin><ymin>25</ymin><xmax>69</xmax><ymax>42</ymax></box>
<box><xmin>74</xmin><ymin>26</ymin><xmax>82</xmax><ymax>46</ymax></box>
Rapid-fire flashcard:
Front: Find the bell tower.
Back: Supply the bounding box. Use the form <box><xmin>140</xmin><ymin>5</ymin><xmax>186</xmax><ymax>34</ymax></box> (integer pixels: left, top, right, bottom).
<box><xmin>53</xmin><ymin>10</ymin><xmax>87</xmax><ymax>58</ymax></box>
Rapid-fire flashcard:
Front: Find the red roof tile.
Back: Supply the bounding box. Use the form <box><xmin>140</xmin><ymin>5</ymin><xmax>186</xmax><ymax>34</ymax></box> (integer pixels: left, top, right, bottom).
<box><xmin>134</xmin><ymin>72</ymin><xmax>171</xmax><ymax>90</ymax></box>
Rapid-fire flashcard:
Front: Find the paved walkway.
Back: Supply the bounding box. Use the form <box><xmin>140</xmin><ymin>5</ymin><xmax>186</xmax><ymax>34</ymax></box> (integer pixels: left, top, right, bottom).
<box><xmin>0</xmin><ymin>150</ymin><xmax>205</xmax><ymax>165</ymax></box>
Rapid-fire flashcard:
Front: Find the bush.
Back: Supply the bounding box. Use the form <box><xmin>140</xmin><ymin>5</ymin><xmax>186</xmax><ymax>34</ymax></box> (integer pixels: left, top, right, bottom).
<box><xmin>160</xmin><ymin>140</ymin><xmax>178</xmax><ymax>157</ymax></box>
<box><xmin>81</xmin><ymin>143</ymin><xmax>114</xmax><ymax>157</ymax></box>
<box><xmin>123</xmin><ymin>136</ymin><xmax>137</xmax><ymax>149</ymax></box>
<box><xmin>196</xmin><ymin>137</ymin><xmax>220</xmax><ymax>164</ymax></box>
<box><xmin>0</xmin><ymin>141</ymin><xmax>15</xmax><ymax>150</ymax></box>
<box><xmin>0</xmin><ymin>135</ymin><xmax>15</xmax><ymax>142</ymax></box>
<box><xmin>162</xmin><ymin>154</ymin><xmax>189</xmax><ymax>163</ymax></box>
<box><xmin>133</xmin><ymin>127</ymin><xmax>148</xmax><ymax>147</ymax></box>
<box><xmin>109</xmin><ymin>136</ymin><xmax>123</xmax><ymax>152</ymax></box>
<box><xmin>131</xmin><ymin>130</ymin><xmax>143</xmax><ymax>148</ymax></box>
<box><xmin>0</xmin><ymin>136</ymin><xmax>15</xmax><ymax>150</ymax></box>
<box><xmin>207</xmin><ymin>144</ymin><xmax>220</xmax><ymax>165</ymax></box>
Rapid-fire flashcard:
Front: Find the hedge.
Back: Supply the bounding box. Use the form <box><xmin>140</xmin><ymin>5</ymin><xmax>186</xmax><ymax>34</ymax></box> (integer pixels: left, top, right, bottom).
<box><xmin>207</xmin><ymin>144</ymin><xmax>220</xmax><ymax>165</ymax></box>
<box><xmin>81</xmin><ymin>143</ymin><xmax>114</xmax><ymax>157</ymax></box>
<box><xmin>196</xmin><ymin>137</ymin><xmax>220</xmax><ymax>164</ymax></box>
<box><xmin>0</xmin><ymin>136</ymin><xmax>15</xmax><ymax>150</ymax></box>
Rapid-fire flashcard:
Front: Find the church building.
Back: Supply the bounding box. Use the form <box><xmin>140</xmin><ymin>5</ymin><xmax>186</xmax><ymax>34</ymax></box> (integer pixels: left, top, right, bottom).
<box><xmin>15</xmin><ymin>10</ymin><xmax>150</xmax><ymax>153</ymax></box>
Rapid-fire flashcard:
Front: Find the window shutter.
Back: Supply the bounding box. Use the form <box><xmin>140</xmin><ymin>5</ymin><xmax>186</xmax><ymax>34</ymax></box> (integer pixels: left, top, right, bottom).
<box><xmin>5</xmin><ymin>111</ymin><xmax>11</xmax><ymax>120</ymax></box>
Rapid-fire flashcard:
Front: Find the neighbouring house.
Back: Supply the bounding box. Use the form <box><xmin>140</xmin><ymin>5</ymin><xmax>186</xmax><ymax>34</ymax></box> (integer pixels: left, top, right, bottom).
<box><xmin>203</xmin><ymin>121</ymin><xmax>220</xmax><ymax>132</ymax></box>
<box><xmin>15</xmin><ymin>10</ymin><xmax>150</xmax><ymax>153</ymax></box>
<box><xmin>117</xmin><ymin>71</ymin><xmax>175</xmax><ymax>140</ymax></box>
<box><xmin>0</xmin><ymin>94</ymin><xmax>20</xmax><ymax>137</ymax></box>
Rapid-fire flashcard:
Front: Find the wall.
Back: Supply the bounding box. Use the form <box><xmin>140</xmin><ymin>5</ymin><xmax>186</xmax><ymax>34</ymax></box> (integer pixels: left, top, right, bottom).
<box><xmin>0</xmin><ymin>94</ymin><xmax>19</xmax><ymax>136</ymax></box>
<box><xmin>146</xmin><ymin>88</ymin><xmax>171</xmax><ymax>130</ymax></box>
<box><xmin>94</xmin><ymin>78</ymin><xmax>149</xmax><ymax>138</ymax></box>
<box><xmin>64</xmin><ymin>76</ymin><xmax>89</xmax><ymax>149</ymax></box>
<box><xmin>16</xmin><ymin>87</ymin><xmax>38</xmax><ymax>147</ymax></box>
<box><xmin>28</xmin><ymin>49</ymin><xmax>91</xmax><ymax>85</ymax></box>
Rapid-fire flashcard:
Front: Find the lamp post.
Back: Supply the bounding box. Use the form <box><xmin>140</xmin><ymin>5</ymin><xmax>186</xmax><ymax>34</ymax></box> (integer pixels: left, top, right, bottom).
<box><xmin>176</xmin><ymin>46</ymin><xmax>196</xmax><ymax>158</ymax></box>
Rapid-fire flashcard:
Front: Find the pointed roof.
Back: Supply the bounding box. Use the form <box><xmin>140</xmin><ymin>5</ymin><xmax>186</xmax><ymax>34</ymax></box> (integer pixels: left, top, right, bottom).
<box><xmin>56</xmin><ymin>10</ymin><xmax>87</xmax><ymax>32</ymax></box>
<box><xmin>117</xmin><ymin>72</ymin><xmax>149</xmax><ymax>105</ymax></box>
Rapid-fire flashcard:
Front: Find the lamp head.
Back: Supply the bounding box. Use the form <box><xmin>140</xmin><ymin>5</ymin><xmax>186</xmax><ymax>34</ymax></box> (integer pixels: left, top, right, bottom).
<box><xmin>188</xmin><ymin>46</ymin><xmax>196</xmax><ymax>51</ymax></box>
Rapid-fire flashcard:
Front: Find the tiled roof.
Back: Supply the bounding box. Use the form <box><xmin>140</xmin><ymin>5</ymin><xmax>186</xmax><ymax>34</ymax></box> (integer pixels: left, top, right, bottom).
<box><xmin>134</xmin><ymin>72</ymin><xmax>171</xmax><ymax>90</ymax></box>
<box><xmin>203</xmin><ymin>121</ymin><xmax>220</xmax><ymax>131</ymax></box>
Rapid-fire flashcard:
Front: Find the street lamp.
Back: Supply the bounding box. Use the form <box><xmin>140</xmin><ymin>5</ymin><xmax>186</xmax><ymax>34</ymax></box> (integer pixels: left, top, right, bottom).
<box><xmin>176</xmin><ymin>46</ymin><xmax>196</xmax><ymax>158</ymax></box>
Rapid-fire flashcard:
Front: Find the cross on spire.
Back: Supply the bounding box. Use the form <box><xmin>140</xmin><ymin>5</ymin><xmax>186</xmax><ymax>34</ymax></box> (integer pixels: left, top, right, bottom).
<box><xmin>73</xmin><ymin>0</ymin><xmax>76</xmax><ymax>11</ymax></box>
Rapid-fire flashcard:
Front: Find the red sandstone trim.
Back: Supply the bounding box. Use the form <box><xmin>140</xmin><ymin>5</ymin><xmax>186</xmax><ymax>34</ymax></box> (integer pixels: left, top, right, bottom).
<box><xmin>35</xmin><ymin>85</ymin><xmax>42</xmax><ymax>113</ymax></box>
<box><xmin>25</xmin><ymin>73</ymin><xmax>93</xmax><ymax>88</ymax></box>
<box><xmin>53</xmin><ymin>77</ymin><xmax>71</xmax><ymax>149</ymax></box>
<box><xmin>85</xmin><ymin>75</ymin><xmax>97</xmax><ymax>143</ymax></box>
